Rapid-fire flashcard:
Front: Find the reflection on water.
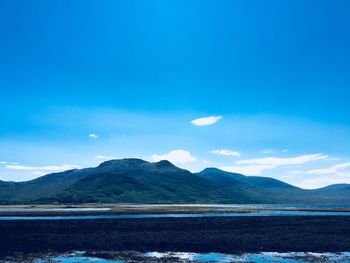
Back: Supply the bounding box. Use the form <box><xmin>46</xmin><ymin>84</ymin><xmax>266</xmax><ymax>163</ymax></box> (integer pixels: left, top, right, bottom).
<box><xmin>9</xmin><ymin>251</ymin><xmax>350</xmax><ymax>263</ymax></box>
<box><xmin>1</xmin><ymin>210</ymin><xmax>350</xmax><ymax>220</ymax></box>
<box><xmin>145</xmin><ymin>252</ymin><xmax>350</xmax><ymax>263</ymax></box>
<box><xmin>35</xmin><ymin>256</ymin><xmax>121</xmax><ymax>263</ymax></box>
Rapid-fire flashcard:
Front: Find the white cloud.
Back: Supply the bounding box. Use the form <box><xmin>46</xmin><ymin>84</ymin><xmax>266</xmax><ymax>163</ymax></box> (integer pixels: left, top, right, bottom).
<box><xmin>95</xmin><ymin>155</ymin><xmax>116</xmax><ymax>160</ymax></box>
<box><xmin>5</xmin><ymin>164</ymin><xmax>81</xmax><ymax>172</ymax></box>
<box><xmin>218</xmin><ymin>154</ymin><xmax>328</xmax><ymax>176</ymax></box>
<box><xmin>220</xmin><ymin>165</ymin><xmax>276</xmax><ymax>175</ymax></box>
<box><xmin>305</xmin><ymin>162</ymin><xmax>350</xmax><ymax>175</ymax></box>
<box><xmin>150</xmin><ymin>149</ymin><xmax>196</xmax><ymax>164</ymax></box>
<box><xmin>210</xmin><ymin>149</ymin><xmax>241</xmax><ymax>157</ymax></box>
<box><xmin>297</xmin><ymin>174</ymin><xmax>350</xmax><ymax>189</ymax></box>
<box><xmin>283</xmin><ymin>162</ymin><xmax>350</xmax><ymax>189</ymax></box>
<box><xmin>0</xmin><ymin>161</ymin><xmax>19</xmax><ymax>165</ymax></box>
<box><xmin>261</xmin><ymin>149</ymin><xmax>289</xmax><ymax>154</ymax></box>
<box><xmin>31</xmin><ymin>171</ymin><xmax>47</xmax><ymax>176</ymax></box>
<box><xmin>237</xmin><ymin>153</ymin><xmax>328</xmax><ymax>166</ymax></box>
<box><xmin>191</xmin><ymin>116</ymin><xmax>222</xmax><ymax>126</ymax></box>
<box><xmin>89</xmin><ymin>133</ymin><xmax>98</xmax><ymax>139</ymax></box>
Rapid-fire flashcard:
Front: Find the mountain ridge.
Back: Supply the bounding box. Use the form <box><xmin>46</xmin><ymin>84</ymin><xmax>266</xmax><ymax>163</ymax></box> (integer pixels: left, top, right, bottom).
<box><xmin>0</xmin><ymin>158</ymin><xmax>349</xmax><ymax>204</ymax></box>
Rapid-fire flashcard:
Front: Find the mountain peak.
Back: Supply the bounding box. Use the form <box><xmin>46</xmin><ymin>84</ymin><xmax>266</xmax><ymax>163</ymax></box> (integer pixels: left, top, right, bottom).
<box><xmin>154</xmin><ymin>160</ymin><xmax>176</xmax><ymax>168</ymax></box>
<box><xmin>200</xmin><ymin>167</ymin><xmax>224</xmax><ymax>174</ymax></box>
<box><xmin>98</xmin><ymin>158</ymin><xmax>148</xmax><ymax>168</ymax></box>
<box><xmin>199</xmin><ymin>167</ymin><xmax>244</xmax><ymax>177</ymax></box>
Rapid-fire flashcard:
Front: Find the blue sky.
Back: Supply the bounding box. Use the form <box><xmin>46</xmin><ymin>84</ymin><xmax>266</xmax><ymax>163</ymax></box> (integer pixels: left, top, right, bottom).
<box><xmin>1</xmin><ymin>0</ymin><xmax>350</xmax><ymax>188</ymax></box>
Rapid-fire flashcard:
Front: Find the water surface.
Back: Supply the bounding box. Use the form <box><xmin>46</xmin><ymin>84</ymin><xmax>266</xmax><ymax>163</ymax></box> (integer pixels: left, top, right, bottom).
<box><xmin>19</xmin><ymin>251</ymin><xmax>350</xmax><ymax>263</ymax></box>
<box><xmin>1</xmin><ymin>210</ymin><xmax>350</xmax><ymax>220</ymax></box>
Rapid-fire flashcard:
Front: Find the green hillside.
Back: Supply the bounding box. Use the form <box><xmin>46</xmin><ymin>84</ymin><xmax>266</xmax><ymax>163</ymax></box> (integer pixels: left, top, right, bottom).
<box><xmin>0</xmin><ymin>159</ymin><xmax>349</xmax><ymax>204</ymax></box>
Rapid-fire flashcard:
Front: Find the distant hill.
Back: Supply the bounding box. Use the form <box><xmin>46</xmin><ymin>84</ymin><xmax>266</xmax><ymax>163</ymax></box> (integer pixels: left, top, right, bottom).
<box><xmin>0</xmin><ymin>158</ymin><xmax>349</xmax><ymax>204</ymax></box>
<box><xmin>196</xmin><ymin>168</ymin><xmax>305</xmax><ymax>203</ymax></box>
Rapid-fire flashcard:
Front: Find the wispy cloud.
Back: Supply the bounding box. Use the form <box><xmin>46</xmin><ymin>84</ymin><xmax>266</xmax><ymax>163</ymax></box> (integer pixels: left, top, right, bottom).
<box><xmin>150</xmin><ymin>149</ymin><xmax>196</xmax><ymax>164</ymax></box>
<box><xmin>261</xmin><ymin>149</ymin><xmax>289</xmax><ymax>154</ymax></box>
<box><xmin>5</xmin><ymin>164</ymin><xmax>81</xmax><ymax>174</ymax></box>
<box><xmin>297</xmin><ymin>174</ymin><xmax>350</xmax><ymax>189</ymax></box>
<box><xmin>0</xmin><ymin>161</ymin><xmax>19</xmax><ymax>165</ymax></box>
<box><xmin>305</xmin><ymin>162</ymin><xmax>350</xmax><ymax>175</ymax></box>
<box><xmin>95</xmin><ymin>155</ymin><xmax>116</xmax><ymax>160</ymax></box>
<box><xmin>237</xmin><ymin>153</ymin><xmax>328</xmax><ymax>166</ymax></box>
<box><xmin>220</xmin><ymin>154</ymin><xmax>328</xmax><ymax>176</ymax></box>
<box><xmin>89</xmin><ymin>133</ymin><xmax>99</xmax><ymax>139</ymax></box>
<box><xmin>287</xmin><ymin>162</ymin><xmax>350</xmax><ymax>189</ymax></box>
<box><xmin>191</xmin><ymin>116</ymin><xmax>222</xmax><ymax>126</ymax></box>
<box><xmin>210</xmin><ymin>149</ymin><xmax>241</xmax><ymax>157</ymax></box>
<box><xmin>31</xmin><ymin>171</ymin><xmax>47</xmax><ymax>176</ymax></box>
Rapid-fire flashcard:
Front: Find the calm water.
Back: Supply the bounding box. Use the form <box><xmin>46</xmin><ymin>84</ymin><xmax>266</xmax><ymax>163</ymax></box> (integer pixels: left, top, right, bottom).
<box><xmin>1</xmin><ymin>204</ymin><xmax>349</xmax><ymax>220</ymax></box>
<box><xmin>0</xmin><ymin>210</ymin><xmax>350</xmax><ymax>220</ymax></box>
<box><xmin>22</xmin><ymin>251</ymin><xmax>350</xmax><ymax>263</ymax></box>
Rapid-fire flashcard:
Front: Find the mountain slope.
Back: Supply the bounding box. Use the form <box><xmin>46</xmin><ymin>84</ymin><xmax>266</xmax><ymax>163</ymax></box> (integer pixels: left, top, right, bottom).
<box><xmin>47</xmin><ymin>159</ymin><xmax>232</xmax><ymax>203</ymax></box>
<box><xmin>196</xmin><ymin>168</ymin><xmax>350</xmax><ymax>203</ymax></box>
<box><xmin>0</xmin><ymin>159</ymin><xmax>349</xmax><ymax>204</ymax></box>
<box><xmin>312</xmin><ymin>184</ymin><xmax>350</xmax><ymax>202</ymax></box>
<box><xmin>197</xmin><ymin>168</ymin><xmax>306</xmax><ymax>203</ymax></box>
<box><xmin>198</xmin><ymin>168</ymin><xmax>297</xmax><ymax>189</ymax></box>
<box><xmin>0</xmin><ymin>159</ymin><xmax>232</xmax><ymax>204</ymax></box>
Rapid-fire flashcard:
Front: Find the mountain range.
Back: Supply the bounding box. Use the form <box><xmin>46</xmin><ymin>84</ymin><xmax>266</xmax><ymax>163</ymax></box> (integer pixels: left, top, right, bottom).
<box><xmin>0</xmin><ymin>158</ymin><xmax>349</xmax><ymax>204</ymax></box>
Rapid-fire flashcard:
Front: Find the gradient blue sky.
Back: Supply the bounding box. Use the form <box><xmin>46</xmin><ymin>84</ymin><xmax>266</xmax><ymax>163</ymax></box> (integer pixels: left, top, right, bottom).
<box><xmin>1</xmin><ymin>0</ymin><xmax>350</xmax><ymax>188</ymax></box>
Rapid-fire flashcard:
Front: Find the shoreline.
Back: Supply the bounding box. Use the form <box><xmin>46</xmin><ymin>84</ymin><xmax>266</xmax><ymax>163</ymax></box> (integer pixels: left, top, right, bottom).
<box><xmin>0</xmin><ymin>203</ymin><xmax>350</xmax><ymax>216</ymax></box>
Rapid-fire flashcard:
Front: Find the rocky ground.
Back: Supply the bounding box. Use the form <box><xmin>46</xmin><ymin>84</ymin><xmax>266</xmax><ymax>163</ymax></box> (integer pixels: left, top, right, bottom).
<box><xmin>0</xmin><ymin>216</ymin><xmax>350</xmax><ymax>258</ymax></box>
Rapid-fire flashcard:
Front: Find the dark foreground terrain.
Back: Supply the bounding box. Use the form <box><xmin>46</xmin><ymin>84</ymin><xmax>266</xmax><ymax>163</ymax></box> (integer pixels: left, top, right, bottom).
<box><xmin>1</xmin><ymin>216</ymin><xmax>350</xmax><ymax>258</ymax></box>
